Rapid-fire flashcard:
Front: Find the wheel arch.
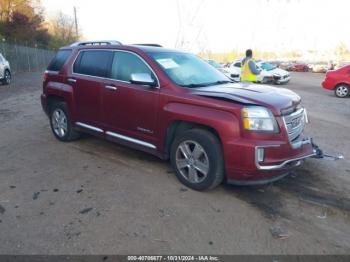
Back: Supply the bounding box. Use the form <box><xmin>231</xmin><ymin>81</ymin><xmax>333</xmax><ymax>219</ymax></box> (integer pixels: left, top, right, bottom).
<box><xmin>164</xmin><ymin>120</ymin><xmax>223</xmax><ymax>160</ymax></box>
<box><xmin>335</xmin><ymin>82</ymin><xmax>350</xmax><ymax>88</ymax></box>
<box><xmin>47</xmin><ymin>94</ymin><xmax>67</xmax><ymax>113</ymax></box>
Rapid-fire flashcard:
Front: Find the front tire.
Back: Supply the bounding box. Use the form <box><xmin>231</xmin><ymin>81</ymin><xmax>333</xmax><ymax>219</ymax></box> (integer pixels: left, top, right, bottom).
<box><xmin>2</xmin><ymin>70</ymin><xmax>11</xmax><ymax>85</ymax></box>
<box><xmin>49</xmin><ymin>102</ymin><xmax>80</xmax><ymax>141</ymax></box>
<box><xmin>170</xmin><ymin>129</ymin><xmax>224</xmax><ymax>191</ymax></box>
<box><xmin>334</xmin><ymin>84</ymin><xmax>349</xmax><ymax>98</ymax></box>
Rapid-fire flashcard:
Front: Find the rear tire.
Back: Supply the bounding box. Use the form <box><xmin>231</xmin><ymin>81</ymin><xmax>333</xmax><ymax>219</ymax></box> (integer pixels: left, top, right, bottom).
<box><xmin>49</xmin><ymin>102</ymin><xmax>80</xmax><ymax>142</ymax></box>
<box><xmin>334</xmin><ymin>84</ymin><xmax>349</xmax><ymax>98</ymax></box>
<box><xmin>170</xmin><ymin>128</ymin><xmax>224</xmax><ymax>191</ymax></box>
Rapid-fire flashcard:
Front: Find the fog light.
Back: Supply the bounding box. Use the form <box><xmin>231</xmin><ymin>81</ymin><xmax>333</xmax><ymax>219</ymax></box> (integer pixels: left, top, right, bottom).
<box><xmin>257</xmin><ymin>148</ymin><xmax>264</xmax><ymax>162</ymax></box>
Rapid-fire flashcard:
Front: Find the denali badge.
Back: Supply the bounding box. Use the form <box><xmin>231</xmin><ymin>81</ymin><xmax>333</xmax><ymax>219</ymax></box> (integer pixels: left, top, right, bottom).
<box><xmin>137</xmin><ymin>127</ymin><xmax>154</xmax><ymax>134</ymax></box>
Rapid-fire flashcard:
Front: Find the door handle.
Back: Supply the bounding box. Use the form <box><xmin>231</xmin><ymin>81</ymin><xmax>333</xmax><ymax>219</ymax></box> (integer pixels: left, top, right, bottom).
<box><xmin>105</xmin><ymin>85</ymin><xmax>118</xmax><ymax>91</ymax></box>
<box><xmin>67</xmin><ymin>78</ymin><xmax>77</xmax><ymax>83</ymax></box>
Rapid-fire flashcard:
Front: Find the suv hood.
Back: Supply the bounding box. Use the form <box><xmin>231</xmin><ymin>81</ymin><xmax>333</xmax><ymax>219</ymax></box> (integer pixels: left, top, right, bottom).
<box><xmin>190</xmin><ymin>82</ymin><xmax>301</xmax><ymax>115</ymax></box>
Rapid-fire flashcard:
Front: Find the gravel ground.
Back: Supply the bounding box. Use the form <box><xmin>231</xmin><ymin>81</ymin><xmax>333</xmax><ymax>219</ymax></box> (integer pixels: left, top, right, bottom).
<box><xmin>0</xmin><ymin>72</ymin><xmax>349</xmax><ymax>255</ymax></box>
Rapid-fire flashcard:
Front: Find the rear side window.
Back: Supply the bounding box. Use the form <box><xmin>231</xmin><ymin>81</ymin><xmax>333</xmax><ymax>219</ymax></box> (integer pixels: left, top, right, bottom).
<box><xmin>73</xmin><ymin>50</ymin><xmax>113</xmax><ymax>78</ymax></box>
<box><xmin>47</xmin><ymin>50</ymin><xmax>72</xmax><ymax>71</ymax></box>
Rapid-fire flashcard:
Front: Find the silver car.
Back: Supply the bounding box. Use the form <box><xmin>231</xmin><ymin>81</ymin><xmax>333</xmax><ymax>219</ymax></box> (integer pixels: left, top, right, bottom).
<box><xmin>0</xmin><ymin>53</ymin><xmax>11</xmax><ymax>85</ymax></box>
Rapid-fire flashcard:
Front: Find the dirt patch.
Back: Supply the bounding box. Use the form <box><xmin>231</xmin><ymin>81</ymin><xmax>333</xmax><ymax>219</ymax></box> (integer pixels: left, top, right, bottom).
<box><xmin>0</xmin><ymin>109</ymin><xmax>19</xmax><ymax>122</ymax></box>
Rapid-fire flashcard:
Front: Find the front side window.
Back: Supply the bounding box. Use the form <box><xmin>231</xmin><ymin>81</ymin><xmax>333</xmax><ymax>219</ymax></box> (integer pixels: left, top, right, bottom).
<box><xmin>111</xmin><ymin>51</ymin><xmax>155</xmax><ymax>82</ymax></box>
<box><xmin>73</xmin><ymin>50</ymin><xmax>113</xmax><ymax>78</ymax></box>
<box><xmin>47</xmin><ymin>50</ymin><xmax>72</xmax><ymax>71</ymax></box>
<box><xmin>149</xmin><ymin>52</ymin><xmax>229</xmax><ymax>87</ymax></box>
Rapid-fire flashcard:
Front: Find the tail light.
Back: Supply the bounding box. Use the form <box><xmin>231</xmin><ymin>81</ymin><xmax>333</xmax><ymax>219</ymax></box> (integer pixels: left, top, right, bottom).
<box><xmin>43</xmin><ymin>70</ymin><xmax>49</xmax><ymax>82</ymax></box>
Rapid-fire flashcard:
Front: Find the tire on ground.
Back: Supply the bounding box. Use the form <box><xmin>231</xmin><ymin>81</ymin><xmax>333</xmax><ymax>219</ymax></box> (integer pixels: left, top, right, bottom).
<box><xmin>2</xmin><ymin>70</ymin><xmax>11</xmax><ymax>85</ymax></box>
<box><xmin>334</xmin><ymin>84</ymin><xmax>349</xmax><ymax>98</ymax></box>
<box><xmin>49</xmin><ymin>101</ymin><xmax>80</xmax><ymax>142</ymax></box>
<box><xmin>170</xmin><ymin>128</ymin><xmax>224</xmax><ymax>191</ymax></box>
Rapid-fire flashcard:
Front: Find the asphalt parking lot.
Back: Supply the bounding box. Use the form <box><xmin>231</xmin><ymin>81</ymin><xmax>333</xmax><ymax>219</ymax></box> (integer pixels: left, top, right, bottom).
<box><xmin>0</xmin><ymin>72</ymin><xmax>349</xmax><ymax>254</ymax></box>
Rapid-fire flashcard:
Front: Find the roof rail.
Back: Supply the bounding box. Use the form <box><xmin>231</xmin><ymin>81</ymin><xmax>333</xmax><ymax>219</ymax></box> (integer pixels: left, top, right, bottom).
<box><xmin>70</xmin><ymin>40</ymin><xmax>122</xmax><ymax>47</ymax></box>
<box><xmin>133</xmin><ymin>44</ymin><xmax>163</xmax><ymax>47</ymax></box>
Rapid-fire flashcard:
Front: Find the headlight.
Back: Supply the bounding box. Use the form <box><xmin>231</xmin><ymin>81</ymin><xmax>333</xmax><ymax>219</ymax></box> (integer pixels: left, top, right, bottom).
<box><xmin>242</xmin><ymin>106</ymin><xmax>279</xmax><ymax>132</ymax></box>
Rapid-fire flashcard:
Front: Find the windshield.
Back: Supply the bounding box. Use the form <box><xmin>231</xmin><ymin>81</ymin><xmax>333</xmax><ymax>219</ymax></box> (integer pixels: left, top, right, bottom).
<box><xmin>149</xmin><ymin>52</ymin><xmax>230</xmax><ymax>87</ymax></box>
<box><xmin>260</xmin><ymin>62</ymin><xmax>276</xmax><ymax>71</ymax></box>
<box><xmin>208</xmin><ymin>60</ymin><xmax>223</xmax><ymax>69</ymax></box>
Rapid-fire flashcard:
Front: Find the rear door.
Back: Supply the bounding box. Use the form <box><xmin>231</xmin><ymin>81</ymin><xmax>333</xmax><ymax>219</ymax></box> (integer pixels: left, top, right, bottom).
<box><xmin>70</xmin><ymin>50</ymin><xmax>113</xmax><ymax>127</ymax></box>
<box><xmin>101</xmin><ymin>50</ymin><xmax>160</xmax><ymax>147</ymax></box>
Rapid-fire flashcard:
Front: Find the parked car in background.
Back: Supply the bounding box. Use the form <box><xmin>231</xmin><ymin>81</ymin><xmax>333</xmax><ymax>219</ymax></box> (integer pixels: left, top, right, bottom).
<box><xmin>257</xmin><ymin>61</ymin><xmax>291</xmax><ymax>84</ymax></box>
<box><xmin>0</xmin><ymin>53</ymin><xmax>11</xmax><ymax>85</ymax></box>
<box><xmin>290</xmin><ymin>63</ymin><xmax>309</xmax><ymax>72</ymax></box>
<box><xmin>226</xmin><ymin>60</ymin><xmax>243</xmax><ymax>82</ymax></box>
<box><xmin>227</xmin><ymin>60</ymin><xmax>274</xmax><ymax>83</ymax></box>
<box><xmin>206</xmin><ymin>59</ymin><xmax>232</xmax><ymax>80</ymax></box>
<box><xmin>41</xmin><ymin>41</ymin><xmax>321</xmax><ymax>190</ymax></box>
<box><xmin>279</xmin><ymin>62</ymin><xmax>293</xmax><ymax>71</ymax></box>
<box><xmin>311</xmin><ymin>63</ymin><xmax>328</xmax><ymax>73</ymax></box>
<box><xmin>227</xmin><ymin>60</ymin><xmax>290</xmax><ymax>84</ymax></box>
<box><xmin>322</xmin><ymin>65</ymin><xmax>350</xmax><ymax>98</ymax></box>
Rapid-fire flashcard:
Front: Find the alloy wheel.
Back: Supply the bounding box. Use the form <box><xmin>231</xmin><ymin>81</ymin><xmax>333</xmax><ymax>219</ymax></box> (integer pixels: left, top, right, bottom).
<box><xmin>175</xmin><ymin>140</ymin><xmax>210</xmax><ymax>184</ymax></box>
<box><xmin>336</xmin><ymin>85</ymin><xmax>349</xmax><ymax>97</ymax></box>
<box><xmin>51</xmin><ymin>108</ymin><xmax>68</xmax><ymax>138</ymax></box>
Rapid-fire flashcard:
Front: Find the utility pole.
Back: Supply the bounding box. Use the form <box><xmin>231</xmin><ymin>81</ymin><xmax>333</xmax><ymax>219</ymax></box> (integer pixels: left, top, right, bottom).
<box><xmin>73</xmin><ymin>6</ymin><xmax>79</xmax><ymax>39</ymax></box>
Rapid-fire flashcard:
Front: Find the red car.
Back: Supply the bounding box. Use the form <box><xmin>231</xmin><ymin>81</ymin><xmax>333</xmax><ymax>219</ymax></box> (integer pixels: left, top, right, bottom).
<box><xmin>41</xmin><ymin>41</ymin><xmax>321</xmax><ymax>190</ymax></box>
<box><xmin>322</xmin><ymin>65</ymin><xmax>350</xmax><ymax>98</ymax></box>
<box><xmin>290</xmin><ymin>63</ymin><xmax>309</xmax><ymax>72</ymax></box>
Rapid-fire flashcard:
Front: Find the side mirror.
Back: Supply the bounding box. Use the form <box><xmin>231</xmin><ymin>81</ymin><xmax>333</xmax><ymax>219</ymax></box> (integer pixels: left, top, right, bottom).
<box><xmin>130</xmin><ymin>73</ymin><xmax>157</xmax><ymax>87</ymax></box>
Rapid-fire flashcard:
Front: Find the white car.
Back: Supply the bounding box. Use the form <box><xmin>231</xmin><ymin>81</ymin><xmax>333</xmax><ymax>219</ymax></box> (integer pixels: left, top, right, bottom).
<box><xmin>226</xmin><ymin>60</ymin><xmax>290</xmax><ymax>84</ymax></box>
<box><xmin>0</xmin><ymin>53</ymin><xmax>11</xmax><ymax>85</ymax></box>
<box><xmin>206</xmin><ymin>60</ymin><xmax>235</xmax><ymax>80</ymax></box>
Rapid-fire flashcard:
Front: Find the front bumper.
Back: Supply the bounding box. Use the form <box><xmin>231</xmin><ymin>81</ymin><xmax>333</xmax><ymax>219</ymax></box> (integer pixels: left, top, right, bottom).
<box><xmin>255</xmin><ymin>138</ymin><xmax>316</xmax><ymax>170</ymax></box>
<box><xmin>224</xmin><ymin>133</ymin><xmax>317</xmax><ymax>185</ymax></box>
<box><xmin>274</xmin><ymin>75</ymin><xmax>291</xmax><ymax>84</ymax></box>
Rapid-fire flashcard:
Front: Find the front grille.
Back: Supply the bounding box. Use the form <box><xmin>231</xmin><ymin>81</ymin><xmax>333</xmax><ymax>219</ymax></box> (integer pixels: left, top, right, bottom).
<box><xmin>283</xmin><ymin>108</ymin><xmax>306</xmax><ymax>142</ymax></box>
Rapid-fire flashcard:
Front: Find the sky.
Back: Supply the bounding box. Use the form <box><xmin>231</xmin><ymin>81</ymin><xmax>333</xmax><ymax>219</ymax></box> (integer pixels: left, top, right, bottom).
<box><xmin>42</xmin><ymin>0</ymin><xmax>350</xmax><ymax>54</ymax></box>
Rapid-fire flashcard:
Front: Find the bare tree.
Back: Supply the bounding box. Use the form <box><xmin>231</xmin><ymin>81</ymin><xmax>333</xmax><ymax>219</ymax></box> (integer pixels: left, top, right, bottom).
<box><xmin>48</xmin><ymin>12</ymin><xmax>79</xmax><ymax>48</ymax></box>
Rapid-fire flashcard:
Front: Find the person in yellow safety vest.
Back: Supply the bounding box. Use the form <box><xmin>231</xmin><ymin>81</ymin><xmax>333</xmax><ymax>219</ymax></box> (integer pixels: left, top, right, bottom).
<box><xmin>241</xmin><ymin>49</ymin><xmax>261</xmax><ymax>82</ymax></box>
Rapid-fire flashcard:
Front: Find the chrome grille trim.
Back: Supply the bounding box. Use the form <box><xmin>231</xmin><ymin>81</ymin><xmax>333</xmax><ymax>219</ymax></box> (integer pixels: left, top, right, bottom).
<box><xmin>283</xmin><ymin>108</ymin><xmax>306</xmax><ymax>142</ymax></box>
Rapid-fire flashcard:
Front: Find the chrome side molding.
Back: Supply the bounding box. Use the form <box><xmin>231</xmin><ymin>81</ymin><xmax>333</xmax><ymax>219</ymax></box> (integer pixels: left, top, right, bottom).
<box><xmin>106</xmin><ymin>131</ymin><xmax>156</xmax><ymax>149</ymax></box>
<box><xmin>75</xmin><ymin>122</ymin><xmax>103</xmax><ymax>133</ymax></box>
<box><xmin>75</xmin><ymin>122</ymin><xmax>157</xmax><ymax>149</ymax></box>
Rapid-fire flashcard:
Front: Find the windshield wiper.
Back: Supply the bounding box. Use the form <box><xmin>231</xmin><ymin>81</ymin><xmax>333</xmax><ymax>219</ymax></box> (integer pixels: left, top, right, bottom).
<box><xmin>210</xmin><ymin>80</ymin><xmax>234</xmax><ymax>85</ymax></box>
<box><xmin>181</xmin><ymin>80</ymin><xmax>233</xmax><ymax>88</ymax></box>
<box><xmin>180</xmin><ymin>83</ymin><xmax>208</xmax><ymax>88</ymax></box>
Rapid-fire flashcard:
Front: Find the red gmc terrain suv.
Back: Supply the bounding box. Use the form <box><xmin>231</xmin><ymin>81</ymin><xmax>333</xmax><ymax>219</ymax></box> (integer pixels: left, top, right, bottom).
<box><xmin>41</xmin><ymin>41</ymin><xmax>319</xmax><ymax>190</ymax></box>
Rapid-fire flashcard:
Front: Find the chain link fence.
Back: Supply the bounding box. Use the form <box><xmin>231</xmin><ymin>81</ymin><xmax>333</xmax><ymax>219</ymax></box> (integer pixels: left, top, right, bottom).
<box><xmin>0</xmin><ymin>42</ymin><xmax>56</xmax><ymax>73</ymax></box>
